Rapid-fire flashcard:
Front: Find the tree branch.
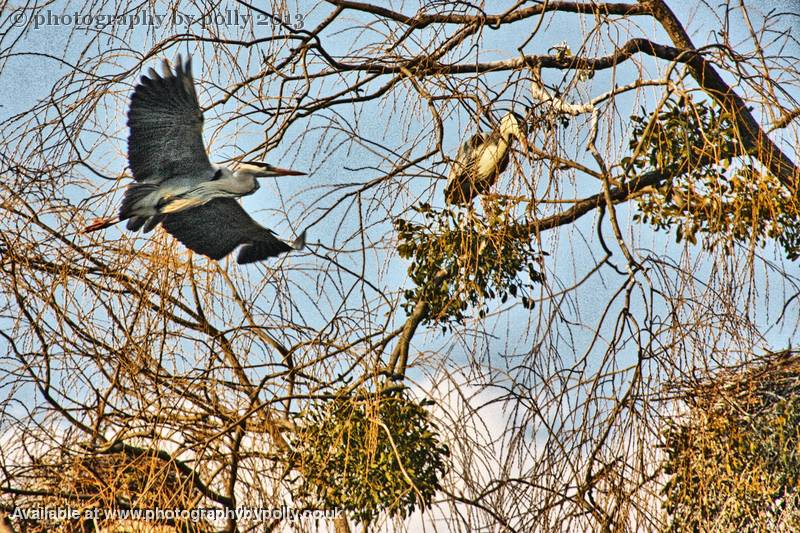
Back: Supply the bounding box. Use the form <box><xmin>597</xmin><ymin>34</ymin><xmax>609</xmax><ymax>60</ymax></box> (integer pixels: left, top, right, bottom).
<box><xmin>327</xmin><ymin>0</ymin><xmax>649</xmax><ymax>28</ymax></box>
<box><xmin>638</xmin><ymin>0</ymin><xmax>799</xmax><ymax>189</ymax></box>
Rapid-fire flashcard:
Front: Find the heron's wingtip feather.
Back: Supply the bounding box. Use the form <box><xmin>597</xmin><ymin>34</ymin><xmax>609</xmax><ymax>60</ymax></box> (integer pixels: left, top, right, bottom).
<box><xmin>126</xmin><ymin>53</ymin><xmax>209</xmax><ymax>183</ymax></box>
<box><xmin>236</xmin><ymin>239</ymin><xmax>292</xmax><ymax>264</ymax></box>
<box><xmin>292</xmin><ymin>230</ymin><xmax>306</xmax><ymax>250</ymax></box>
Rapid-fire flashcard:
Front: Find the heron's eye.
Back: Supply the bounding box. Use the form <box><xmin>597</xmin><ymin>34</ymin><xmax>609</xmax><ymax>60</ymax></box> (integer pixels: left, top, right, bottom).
<box><xmin>211</xmin><ymin>169</ymin><xmax>223</xmax><ymax>181</ymax></box>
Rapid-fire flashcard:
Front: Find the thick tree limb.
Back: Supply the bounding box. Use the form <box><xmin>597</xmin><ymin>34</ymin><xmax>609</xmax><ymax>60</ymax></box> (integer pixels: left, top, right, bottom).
<box><xmin>311</xmin><ymin>37</ymin><xmax>679</xmax><ymax>75</ymax></box>
<box><xmin>326</xmin><ymin>0</ymin><xmax>649</xmax><ymax>28</ymax></box>
<box><xmin>638</xmin><ymin>0</ymin><xmax>799</xmax><ymax>189</ymax></box>
<box><xmin>387</xmin><ymin>269</ymin><xmax>448</xmax><ymax>378</ymax></box>
<box><xmin>313</xmin><ymin>2</ymin><xmax>799</xmax><ymax>190</ymax></box>
<box><xmin>532</xmin><ymin>170</ymin><xmax>667</xmax><ymax>233</ymax></box>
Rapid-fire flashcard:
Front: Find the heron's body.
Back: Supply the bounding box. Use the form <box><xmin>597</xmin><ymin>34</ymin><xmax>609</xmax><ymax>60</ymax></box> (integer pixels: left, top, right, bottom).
<box><xmin>86</xmin><ymin>56</ymin><xmax>306</xmax><ymax>263</ymax></box>
<box><xmin>120</xmin><ymin>166</ymin><xmax>258</xmax><ymax>223</ymax></box>
<box><xmin>444</xmin><ymin>112</ymin><xmax>528</xmax><ymax>205</ymax></box>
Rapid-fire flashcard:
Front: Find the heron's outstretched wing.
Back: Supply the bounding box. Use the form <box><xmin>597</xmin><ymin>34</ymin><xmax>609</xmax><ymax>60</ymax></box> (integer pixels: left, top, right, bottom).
<box><xmin>161</xmin><ymin>198</ymin><xmax>304</xmax><ymax>264</ymax></box>
<box><xmin>444</xmin><ymin>132</ymin><xmax>489</xmax><ymax>205</ymax></box>
<box><xmin>127</xmin><ymin>55</ymin><xmax>213</xmax><ymax>183</ymax></box>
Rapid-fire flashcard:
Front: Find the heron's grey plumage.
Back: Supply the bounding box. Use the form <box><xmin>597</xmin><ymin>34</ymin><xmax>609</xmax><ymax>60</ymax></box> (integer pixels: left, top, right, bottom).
<box><xmin>444</xmin><ymin>112</ymin><xmax>528</xmax><ymax>205</ymax></box>
<box><xmin>444</xmin><ymin>132</ymin><xmax>495</xmax><ymax>205</ymax></box>
<box><xmin>127</xmin><ymin>56</ymin><xmax>212</xmax><ymax>184</ymax></box>
<box><xmin>120</xmin><ymin>55</ymin><xmax>217</xmax><ymax>232</ymax></box>
<box><xmin>82</xmin><ymin>54</ymin><xmax>307</xmax><ymax>263</ymax></box>
<box><xmin>162</xmin><ymin>198</ymin><xmax>305</xmax><ymax>264</ymax></box>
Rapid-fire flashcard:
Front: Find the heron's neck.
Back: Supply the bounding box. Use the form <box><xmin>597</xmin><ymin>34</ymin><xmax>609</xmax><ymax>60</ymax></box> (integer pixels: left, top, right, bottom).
<box><xmin>496</xmin><ymin>131</ymin><xmax>513</xmax><ymax>147</ymax></box>
<box><xmin>227</xmin><ymin>171</ymin><xmax>257</xmax><ymax>193</ymax></box>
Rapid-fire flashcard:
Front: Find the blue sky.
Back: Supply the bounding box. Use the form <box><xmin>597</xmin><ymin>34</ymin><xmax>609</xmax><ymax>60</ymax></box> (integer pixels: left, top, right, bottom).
<box><xmin>0</xmin><ymin>0</ymin><xmax>798</xmax><ymax>394</ymax></box>
<box><xmin>2</xmin><ymin>0</ymin><xmax>799</xmax><ymax>397</ymax></box>
<box><xmin>2</xmin><ymin>1</ymin><xmax>800</xmax><ymax>527</ymax></box>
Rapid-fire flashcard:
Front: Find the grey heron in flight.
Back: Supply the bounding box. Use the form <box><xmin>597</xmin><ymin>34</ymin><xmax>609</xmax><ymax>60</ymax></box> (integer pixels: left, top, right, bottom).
<box><xmin>444</xmin><ymin>111</ymin><xmax>529</xmax><ymax>205</ymax></box>
<box><xmin>85</xmin><ymin>55</ymin><xmax>306</xmax><ymax>264</ymax></box>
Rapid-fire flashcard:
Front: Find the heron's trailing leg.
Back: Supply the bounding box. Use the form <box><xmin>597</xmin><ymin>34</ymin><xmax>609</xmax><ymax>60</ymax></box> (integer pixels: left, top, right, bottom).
<box><xmin>83</xmin><ymin>54</ymin><xmax>307</xmax><ymax>263</ymax></box>
<box><xmin>83</xmin><ymin>217</ymin><xmax>119</xmax><ymax>233</ymax></box>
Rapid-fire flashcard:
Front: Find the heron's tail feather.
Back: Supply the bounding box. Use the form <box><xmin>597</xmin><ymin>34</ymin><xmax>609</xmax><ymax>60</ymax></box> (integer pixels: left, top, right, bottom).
<box><xmin>444</xmin><ymin>179</ymin><xmax>458</xmax><ymax>203</ymax></box>
<box><xmin>142</xmin><ymin>214</ymin><xmax>166</xmax><ymax>233</ymax></box>
<box><xmin>125</xmin><ymin>216</ymin><xmax>148</xmax><ymax>232</ymax></box>
<box><xmin>119</xmin><ymin>183</ymin><xmax>159</xmax><ymax>222</ymax></box>
<box><xmin>124</xmin><ymin>216</ymin><xmax>160</xmax><ymax>232</ymax></box>
<box><xmin>444</xmin><ymin>178</ymin><xmax>473</xmax><ymax>205</ymax></box>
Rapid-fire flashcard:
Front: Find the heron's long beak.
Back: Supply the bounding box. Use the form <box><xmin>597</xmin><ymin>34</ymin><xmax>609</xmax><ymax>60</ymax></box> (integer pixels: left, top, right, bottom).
<box><xmin>254</xmin><ymin>165</ymin><xmax>306</xmax><ymax>177</ymax></box>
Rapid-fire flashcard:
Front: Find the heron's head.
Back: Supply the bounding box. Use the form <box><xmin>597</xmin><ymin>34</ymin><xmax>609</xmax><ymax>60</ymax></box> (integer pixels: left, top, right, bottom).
<box><xmin>499</xmin><ymin>112</ymin><xmax>529</xmax><ymax>147</ymax></box>
<box><xmin>234</xmin><ymin>160</ymin><xmax>306</xmax><ymax>178</ymax></box>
